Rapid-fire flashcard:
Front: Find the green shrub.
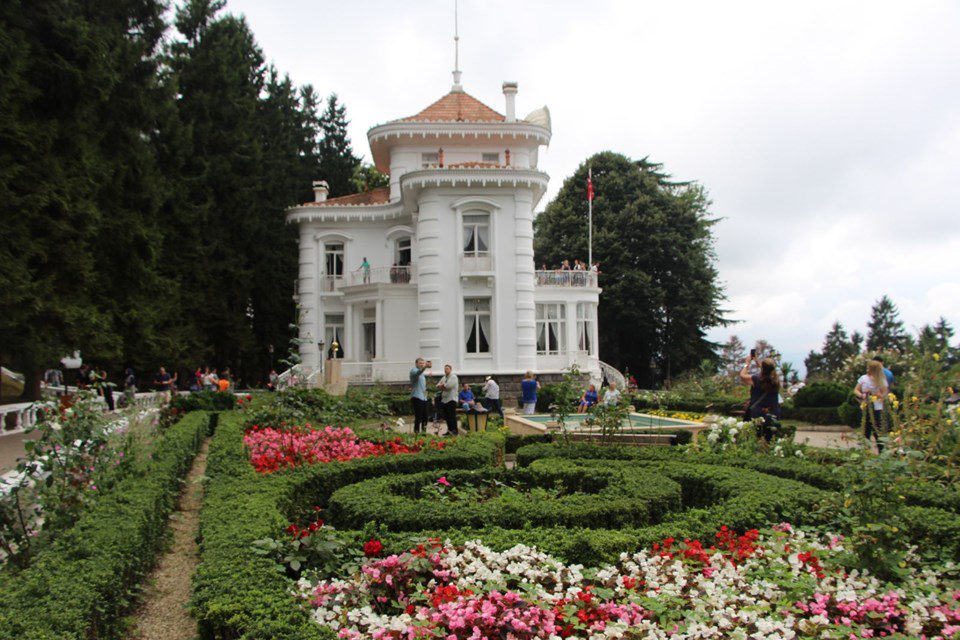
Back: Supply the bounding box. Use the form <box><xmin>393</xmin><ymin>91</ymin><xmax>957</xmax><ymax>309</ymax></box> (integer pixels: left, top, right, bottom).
<box><xmin>0</xmin><ymin>411</ymin><xmax>212</xmax><ymax>640</ymax></box>
<box><xmin>794</xmin><ymin>382</ymin><xmax>848</xmax><ymax>408</ymax></box>
<box><xmin>504</xmin><ymin>433</ymin><xmax>554</xmax><ymax>454</ymax></box>
<box><xmin>780</xmin><ymin>406</ymin><xmax>842</xmax><ymax>424</ymax></box>
<box><xmin>838</xmin><ymin>401</ymin><xmax>862</xmax><ymax>427</ymax></box>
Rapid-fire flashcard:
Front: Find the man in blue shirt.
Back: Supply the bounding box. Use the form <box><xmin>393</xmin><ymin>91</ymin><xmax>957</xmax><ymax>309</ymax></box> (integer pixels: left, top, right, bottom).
<box><xmin>521</xmin><ymin>370</ymin><xmax>541</xmax><ymax>415</ymax></box>
<box><xmin>875</xmin><ymin>356</ymin><xmax>894</xmax><ymax>386</ymax></box>
<box><xmin>409</xmin><ymin>358</ymin><xmax>431</xmax><ymax>433</ymax></box>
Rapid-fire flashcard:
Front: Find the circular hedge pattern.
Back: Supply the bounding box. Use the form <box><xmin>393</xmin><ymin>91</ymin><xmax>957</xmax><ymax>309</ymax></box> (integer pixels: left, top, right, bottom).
<box><xmin>326</xmin><ymin>460</ymin><xmax>683</xmax><ymax>530</ymax></box>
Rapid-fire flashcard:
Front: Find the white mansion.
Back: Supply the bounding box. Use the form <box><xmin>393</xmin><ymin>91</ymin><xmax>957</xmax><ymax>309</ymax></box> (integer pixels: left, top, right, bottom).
<box><xmin>286</xmin><ymin>79</ymin><xmax>601</xmax><ymax>385</ymax></box>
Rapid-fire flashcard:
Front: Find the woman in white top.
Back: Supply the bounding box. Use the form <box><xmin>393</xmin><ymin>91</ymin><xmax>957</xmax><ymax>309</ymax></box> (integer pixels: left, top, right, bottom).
<box><xmin>853</xmin><ymin>359</ymin><xmax>888</xmax><ymax>452</ymax></box>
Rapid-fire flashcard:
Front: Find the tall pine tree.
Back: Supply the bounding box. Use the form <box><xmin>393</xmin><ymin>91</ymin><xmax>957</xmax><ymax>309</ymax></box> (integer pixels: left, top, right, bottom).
<box><xmin>865</xmin><ymin>295</ymin><xmax>911</xmax><ymax>353</ymax></box>
<box><xmin>805</xmin><ymin>321</ymin><xmax>862</xmax><ymax>379</ymax></box>
<box><xmin>318</xmin><ymin>93</ymin><xmax>361</xmax><ymax>198</ymax></box>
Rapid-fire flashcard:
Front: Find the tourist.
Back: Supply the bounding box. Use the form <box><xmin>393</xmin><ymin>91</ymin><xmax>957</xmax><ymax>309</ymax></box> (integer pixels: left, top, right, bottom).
<box><xmin>521</xmin><ymin>371</ymin><xmax>540</xmax><ymax>415</ymax></box>
<box><xmin>98</xmin><ymin>368</ymin><xmax>115</xmax><ymax>411</ymax></box>
<box><xmin>602</xmin><ymin>381</ymin><xmax>621</xmax><ymax>406</ymax></box>
<box><xmin>361</xmin><ymin>256</ymin><xmax>371</xmax><ymax>283</ymax></box>
<box><xmin>190</xmin><ymin>367</ymin><xmax>203</xmax><ymax>392</ymax></box>
<box><xmin>739</xmin><ymin>355</ymin><xmax>781</xmax><ymax>442</ymax></box>
<box><xmin>217</xmin><ymin>370</ymin><xmax>231</xmax><ymax>393</ymax></box>
<box><xmin>76</xmin><ymin>363</ymin><xmax>92</xmax><ymax>389</ymax></box>
<box><xmin>874</xmin><ymin>355</ymin><xmax>895</xmax><ymax>386</ymax></box>
<box><xmin>437</xmin><ymin>365</ymin><xmax>460</xmax><ymax>435</ymax></box>
<box><xmin>409</xmin><ymin>357</ymin><xmax>432</xmax><ymax>434</ymax></box>
<box><xmin>458</xmin><ymin>382</ymin><xmax>486</xmax><ymax>412</ymax></box>
<box><xmin>854</xmin><ymin>360</ymin><xmax>889</xmax><ymax>452</ymax></box>
<box><xmin>481</xmin><ymin>376</ymin><xmax>503</xmax><ymax>417</ymax></box>
<box><xmin>123</xmin><ymin>368</ymin><xmax>137</xmax><ymax>405</ymax></box>
<box><xmin>268</xmin><ymin>369</ymin><xmax>279</xmax><ymax>392</ymax></box>
<box><xmin>43</xmin><ymin>366</ymin><xmax>64</xmax><ymax>395</ymax></box>
<box><xmin>154</xmin><ymin>366</ymin><xmax>177</xmax><ymax>400</ymax></box>
<box><xmin>577</xmin><ymin>383</ymin><xmax>599</xmax><ymax>413</ymax></box>
<box><xmin>203</xmin><ymin>367</ymin><xmax>218</xmax><ymax>392</ymax></box>
<box><xmin>560</xmin><ymin>259</ymin><xmax>571</xmax><ymax>271</ymax></box>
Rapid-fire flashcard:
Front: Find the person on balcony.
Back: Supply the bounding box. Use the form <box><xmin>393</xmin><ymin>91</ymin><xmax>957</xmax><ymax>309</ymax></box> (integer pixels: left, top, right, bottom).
<box><xmin>577</xmin><ymin>383</ymin><xmax>599</xmax><ymax>413</ymax></box>
<box><xmin>361</xmin><ymin>257</ymin><xmax>371</xmax><ymax>283</ymax></box>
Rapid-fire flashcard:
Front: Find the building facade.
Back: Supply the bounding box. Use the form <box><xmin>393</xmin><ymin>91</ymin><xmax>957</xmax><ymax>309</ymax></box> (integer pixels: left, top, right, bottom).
<box><xmin>285</xmin><ymin>80</ymin><xmax>600</xmax><ymax>385</ymax></box>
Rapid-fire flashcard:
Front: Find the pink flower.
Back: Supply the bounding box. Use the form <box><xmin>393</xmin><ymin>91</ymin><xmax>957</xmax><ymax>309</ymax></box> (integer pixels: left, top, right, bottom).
<box><xmin>437</xmin><ymin>477</ymin><xmax>451</xmax><ymax>486</ymax></box>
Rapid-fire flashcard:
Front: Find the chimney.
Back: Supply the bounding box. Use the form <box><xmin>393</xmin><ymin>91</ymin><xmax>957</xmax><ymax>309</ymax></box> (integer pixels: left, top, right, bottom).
<box><xmin>502</xmin><ymin>81</ymin><xmax>518</xmax><ymax>122</ymax></box>
<box><xmin>312</xmin><ymin>180</ymin><xmax>329</xmax><ymax>202</ymax></box>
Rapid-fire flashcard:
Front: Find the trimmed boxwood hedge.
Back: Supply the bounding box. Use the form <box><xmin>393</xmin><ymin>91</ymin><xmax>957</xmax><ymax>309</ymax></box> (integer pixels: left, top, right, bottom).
<box><xmin>327</xmin><ymin>462</ymin><xmax>684</xmax><ymax>530</ymax></box>
<box><xmin>192</xmin><ymin>413</ymin><xmax>502</xmax><ymax>640</ymax></box>
<box><xmin>0</xmin><ymin>411</ymin><xmax>212</xmax><ymax>640</ymax></box>
<box><xmin>514</xmin><ymin>442</ymin><xmax>960</xmax><ymax>556</ymax></box>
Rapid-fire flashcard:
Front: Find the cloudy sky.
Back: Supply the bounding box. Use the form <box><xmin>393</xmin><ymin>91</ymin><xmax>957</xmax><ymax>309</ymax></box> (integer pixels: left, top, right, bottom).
<box><xmin>226</xmin><ymin>0</ymin><xmax>960</xmax><ymax>371</ymax></box>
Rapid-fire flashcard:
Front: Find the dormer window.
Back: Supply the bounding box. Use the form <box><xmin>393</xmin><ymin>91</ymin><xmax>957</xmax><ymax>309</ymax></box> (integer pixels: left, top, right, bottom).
<box><xmin>482</xmin><ymin>152</ymin><xmax>500</xmax><ymax>164</ymax></box>
<box><xmin>421</xmin><ymin>152</ymin><xmax>439</xmax><ymax>168</ymax></box>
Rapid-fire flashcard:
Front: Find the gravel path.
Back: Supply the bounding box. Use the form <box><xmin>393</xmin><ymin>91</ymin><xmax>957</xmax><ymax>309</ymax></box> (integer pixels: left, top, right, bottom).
<box><xmin>128</xmin><ymin>437</ymin><xmax>210</xmax><ymax>640</ymax></box>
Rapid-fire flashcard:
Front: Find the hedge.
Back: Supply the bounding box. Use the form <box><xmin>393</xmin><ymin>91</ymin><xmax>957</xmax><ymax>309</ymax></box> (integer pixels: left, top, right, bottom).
<box><xmin>192</xmin><ymin>413</ymin><xmax>502</xmax><ymax>640</ymax></box>
<box><xmin>327</xmin><ymin>461</ymin><xmax>683</xmax><ymax>530</ymax></box>
<box><xmin>793</xmin><ymin>382</ymin><xmax>848</xmax><ymax>408</ymax></box>
<box><xmin>780</xmin><ymin>405</ymin><xmax>843</xmax><ymax>424</ymax></box>
<box><xmin>0</xmin><ymin>411</ymin><xmax>212</xmax><ymax>640</ymax></box>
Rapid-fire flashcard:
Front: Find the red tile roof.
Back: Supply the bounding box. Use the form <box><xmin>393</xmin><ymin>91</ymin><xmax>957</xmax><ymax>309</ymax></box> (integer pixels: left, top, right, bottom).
<box><xmin>399</xmin><ymin>90</ymin><xmax>505</xmax><ymax>123</ymax></box>
<box><xmin>303</xmin><ymin>186</ymin><xmax>391</xmax><ymax>207</ymax></box>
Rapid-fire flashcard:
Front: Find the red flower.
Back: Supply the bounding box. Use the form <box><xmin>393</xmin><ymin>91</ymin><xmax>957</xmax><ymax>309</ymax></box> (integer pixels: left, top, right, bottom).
<box><xmin>437</xmin><ymin>476</ymin><xmax>451</xmax><ymax>486</ymax></box>
<box><xmin>363</xmin><ymin>538</ymin><xmax>384</xmax><ymax>557</ymax></box>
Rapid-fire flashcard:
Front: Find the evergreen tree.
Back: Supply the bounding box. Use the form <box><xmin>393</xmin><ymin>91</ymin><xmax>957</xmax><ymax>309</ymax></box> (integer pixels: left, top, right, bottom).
<box><xmin>804</xmin><ymin>321</ymin><xmax>861</xmax><ymax>379</ymax></box>
<box><xmin>719</xmin><ymin>335</ymin><xmax>746</xmax><ymax>379</ymax></box>
<box><xmin>318</xmin><ymin>93</ymin><xmax>360</xmax><ymax>198</ymax></box>
<box><xmin>352</xmin><ymin>163</ymin><xmax>390</xmax><ymax>193</ymax></box>
<box><xmin>534</xmin><ymin>152</ymin><xmax>727</xmax><ymax>386</ymax></box>
<box><xmin>865</xmin><ymin>295</ymin><xmax>911</xmax><ymax>353</ymax></box>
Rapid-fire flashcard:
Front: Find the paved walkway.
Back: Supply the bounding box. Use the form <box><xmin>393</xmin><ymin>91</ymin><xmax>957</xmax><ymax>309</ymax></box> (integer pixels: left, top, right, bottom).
<box><xmin>0</xmin><ymin>431</ymin><xmax>39</xmax><ymax>473</ymax></box>
<box><xmin>794</xmin><ymin>427</ymin><xmax>860</xmax><ymax>450</ymax></box>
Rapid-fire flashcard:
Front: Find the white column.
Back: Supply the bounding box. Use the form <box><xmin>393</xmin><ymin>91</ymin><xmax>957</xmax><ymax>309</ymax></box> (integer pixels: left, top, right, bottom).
<box><xmin>514</xmin><ymin>191</ymin><xmax>537</xmax><ymax>370</ymax></box>
<box><xmin>566</xmin><ymin>301</ymin><xmax>577</xmax><ymax>368</ymax></box>
<box><xmin>375</xmin><ymin>300</ymin><xmax>384</xmax><ymax>360</ymax></box>
<box><xmin>297</xmin><ymin>228</ymin><xmax>320</xmax><ymax>370</ymax></box>
<box><xmin>344</xmin><ymin>304</ymin><xmax>355</xmax><ymax>361</ymax></box>
<box><xmin>417</xmin><ymin>195</ymin><xmax>444</xmax><ymax>363</ymax></box>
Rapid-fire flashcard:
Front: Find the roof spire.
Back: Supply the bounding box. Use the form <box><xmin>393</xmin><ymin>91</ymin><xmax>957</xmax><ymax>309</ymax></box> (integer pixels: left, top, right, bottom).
<box><xmin>451</xmin><ymin>0</ymin><xmax>463</xmax><ymax>92</ymax></box>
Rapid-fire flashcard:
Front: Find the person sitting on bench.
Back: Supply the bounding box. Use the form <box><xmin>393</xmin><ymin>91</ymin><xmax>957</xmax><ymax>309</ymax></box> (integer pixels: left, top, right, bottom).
<box><xmin>458</xmin><ymin>382</ymin><xmax>487</xmax><ymax>412</ymax></box>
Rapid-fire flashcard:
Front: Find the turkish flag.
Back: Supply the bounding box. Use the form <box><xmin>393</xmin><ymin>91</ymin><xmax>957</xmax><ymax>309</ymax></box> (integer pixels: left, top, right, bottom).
<box><xmin>587</xmin><ymin>169</ymin><xmax>594</xmax><ymax>202</ymax></box>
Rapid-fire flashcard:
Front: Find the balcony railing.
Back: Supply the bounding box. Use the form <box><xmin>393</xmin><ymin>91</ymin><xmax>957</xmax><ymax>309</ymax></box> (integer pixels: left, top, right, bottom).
<box><xmin>347</xmin><ymin>265</ymin><xmax>415</xmax><ymax>286</ymax></box>
<box><xmin>320</xmin><ymin>275</ymin><xmax>344</xmax><ymax>292</ymax></box>
<box><xmin>535</xmin><ymin>270</ymin><xmax>598</xmax><ymax>288</ymax></box>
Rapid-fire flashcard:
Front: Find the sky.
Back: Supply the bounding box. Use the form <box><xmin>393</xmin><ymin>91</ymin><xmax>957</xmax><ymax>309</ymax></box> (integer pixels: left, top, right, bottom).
<box><xmin>224</xmin><ymin>0</ymin><xmax>960</xmax><ymax>371</ymax></box>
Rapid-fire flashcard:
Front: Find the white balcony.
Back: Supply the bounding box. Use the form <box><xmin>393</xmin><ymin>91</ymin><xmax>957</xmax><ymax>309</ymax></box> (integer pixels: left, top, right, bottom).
<box><xmin>345</xmin><ymin>265</ymin><xmax>415</xmax><ymax>287</ymax></box>
<box><xmin>535</xmin><ymin>270</ymin><xmax>598</xmax><ymax>288</ymax></box>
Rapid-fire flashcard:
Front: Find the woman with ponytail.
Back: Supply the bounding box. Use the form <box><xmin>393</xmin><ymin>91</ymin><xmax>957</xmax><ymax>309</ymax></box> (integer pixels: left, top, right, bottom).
<box><xmin>739</xmin><ymin>354</ymin><xmax>782</xmax><ymax>442</ymax></box>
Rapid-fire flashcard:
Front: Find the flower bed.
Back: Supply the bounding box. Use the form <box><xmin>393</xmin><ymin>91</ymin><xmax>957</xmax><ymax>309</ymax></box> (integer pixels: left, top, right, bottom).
<box><xmin>243</xmin><ymin>426</ymin><xmax>446</xmax><ymax>473</ymax></box>
<box><xmin>300</xmin><ymin>528</ymin><xmax>960</xmax><ymax>640</ymax></box>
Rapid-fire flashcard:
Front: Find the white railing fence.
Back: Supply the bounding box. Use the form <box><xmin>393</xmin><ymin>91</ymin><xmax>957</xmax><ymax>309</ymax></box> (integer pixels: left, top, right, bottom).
<box><xmin>1</xmin><ymin>391</ymin><xmax>168</xmax><ymax>436</ymax></box>
<box><xmin>598</xmin><ymin>360</ymin><xmax>627</xmax><ymax>390</ymax></box>
<box><xmin>535</xmin><ymin>270</ymin><xmax>598</xmax><ymax>288</ymax></box>
<box><xmin>347</xmin><ymin>265</ymin><xmax>414</xmax><ymax>286</ymax></box>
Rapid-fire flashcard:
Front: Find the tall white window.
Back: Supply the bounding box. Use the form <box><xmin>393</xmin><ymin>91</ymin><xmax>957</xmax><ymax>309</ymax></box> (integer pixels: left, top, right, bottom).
<box><xmin>324</xmin><ymin>242</ymin><xmax>344</xmax><ymax>276</ymax></box>
<box><xmin>462</xmin><ymin>213</ymin><xmax>490</xmax><ymax>257</ymax></box>
<box><xmin>464</xmin><ymin>297</ymin><xmax>491</xmax><ymax>354</ymax></box>
<box><xmin>421</xmin><ymin>152</ymin><xmax>439</xmax><ymax>168</ymax></box>
<box><xmin>576</xmin><ymin>303</ymin><xmax>594</xmax><ymax>354</ymax></box>
<box><xmin>324</xmin><ymin>313</ymin><xmax>344</xmax><ymax>357</ymax></box>
<box><xmin>536</xmin><ymin>303</ymin><xmax>566</xmax><ymax>355</ymax></box>
<box><xmin>394</xmin><ymin>236</ymin><xmax>412</xmax><ymax>266</ymax></box>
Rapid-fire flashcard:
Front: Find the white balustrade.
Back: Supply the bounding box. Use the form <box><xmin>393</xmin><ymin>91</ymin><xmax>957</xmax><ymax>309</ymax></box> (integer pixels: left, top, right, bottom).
<box><xmin>534</xmin><ymin>270</ymin><xmax>598</xmax><ymax>288</ymax></box>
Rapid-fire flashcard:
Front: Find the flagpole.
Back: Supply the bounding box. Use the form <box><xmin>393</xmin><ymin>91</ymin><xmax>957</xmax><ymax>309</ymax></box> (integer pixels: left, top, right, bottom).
<box><xmin>588</xmin><ymin>166</ymin><xmax>593</xmax><ymax>268</ymax></box>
